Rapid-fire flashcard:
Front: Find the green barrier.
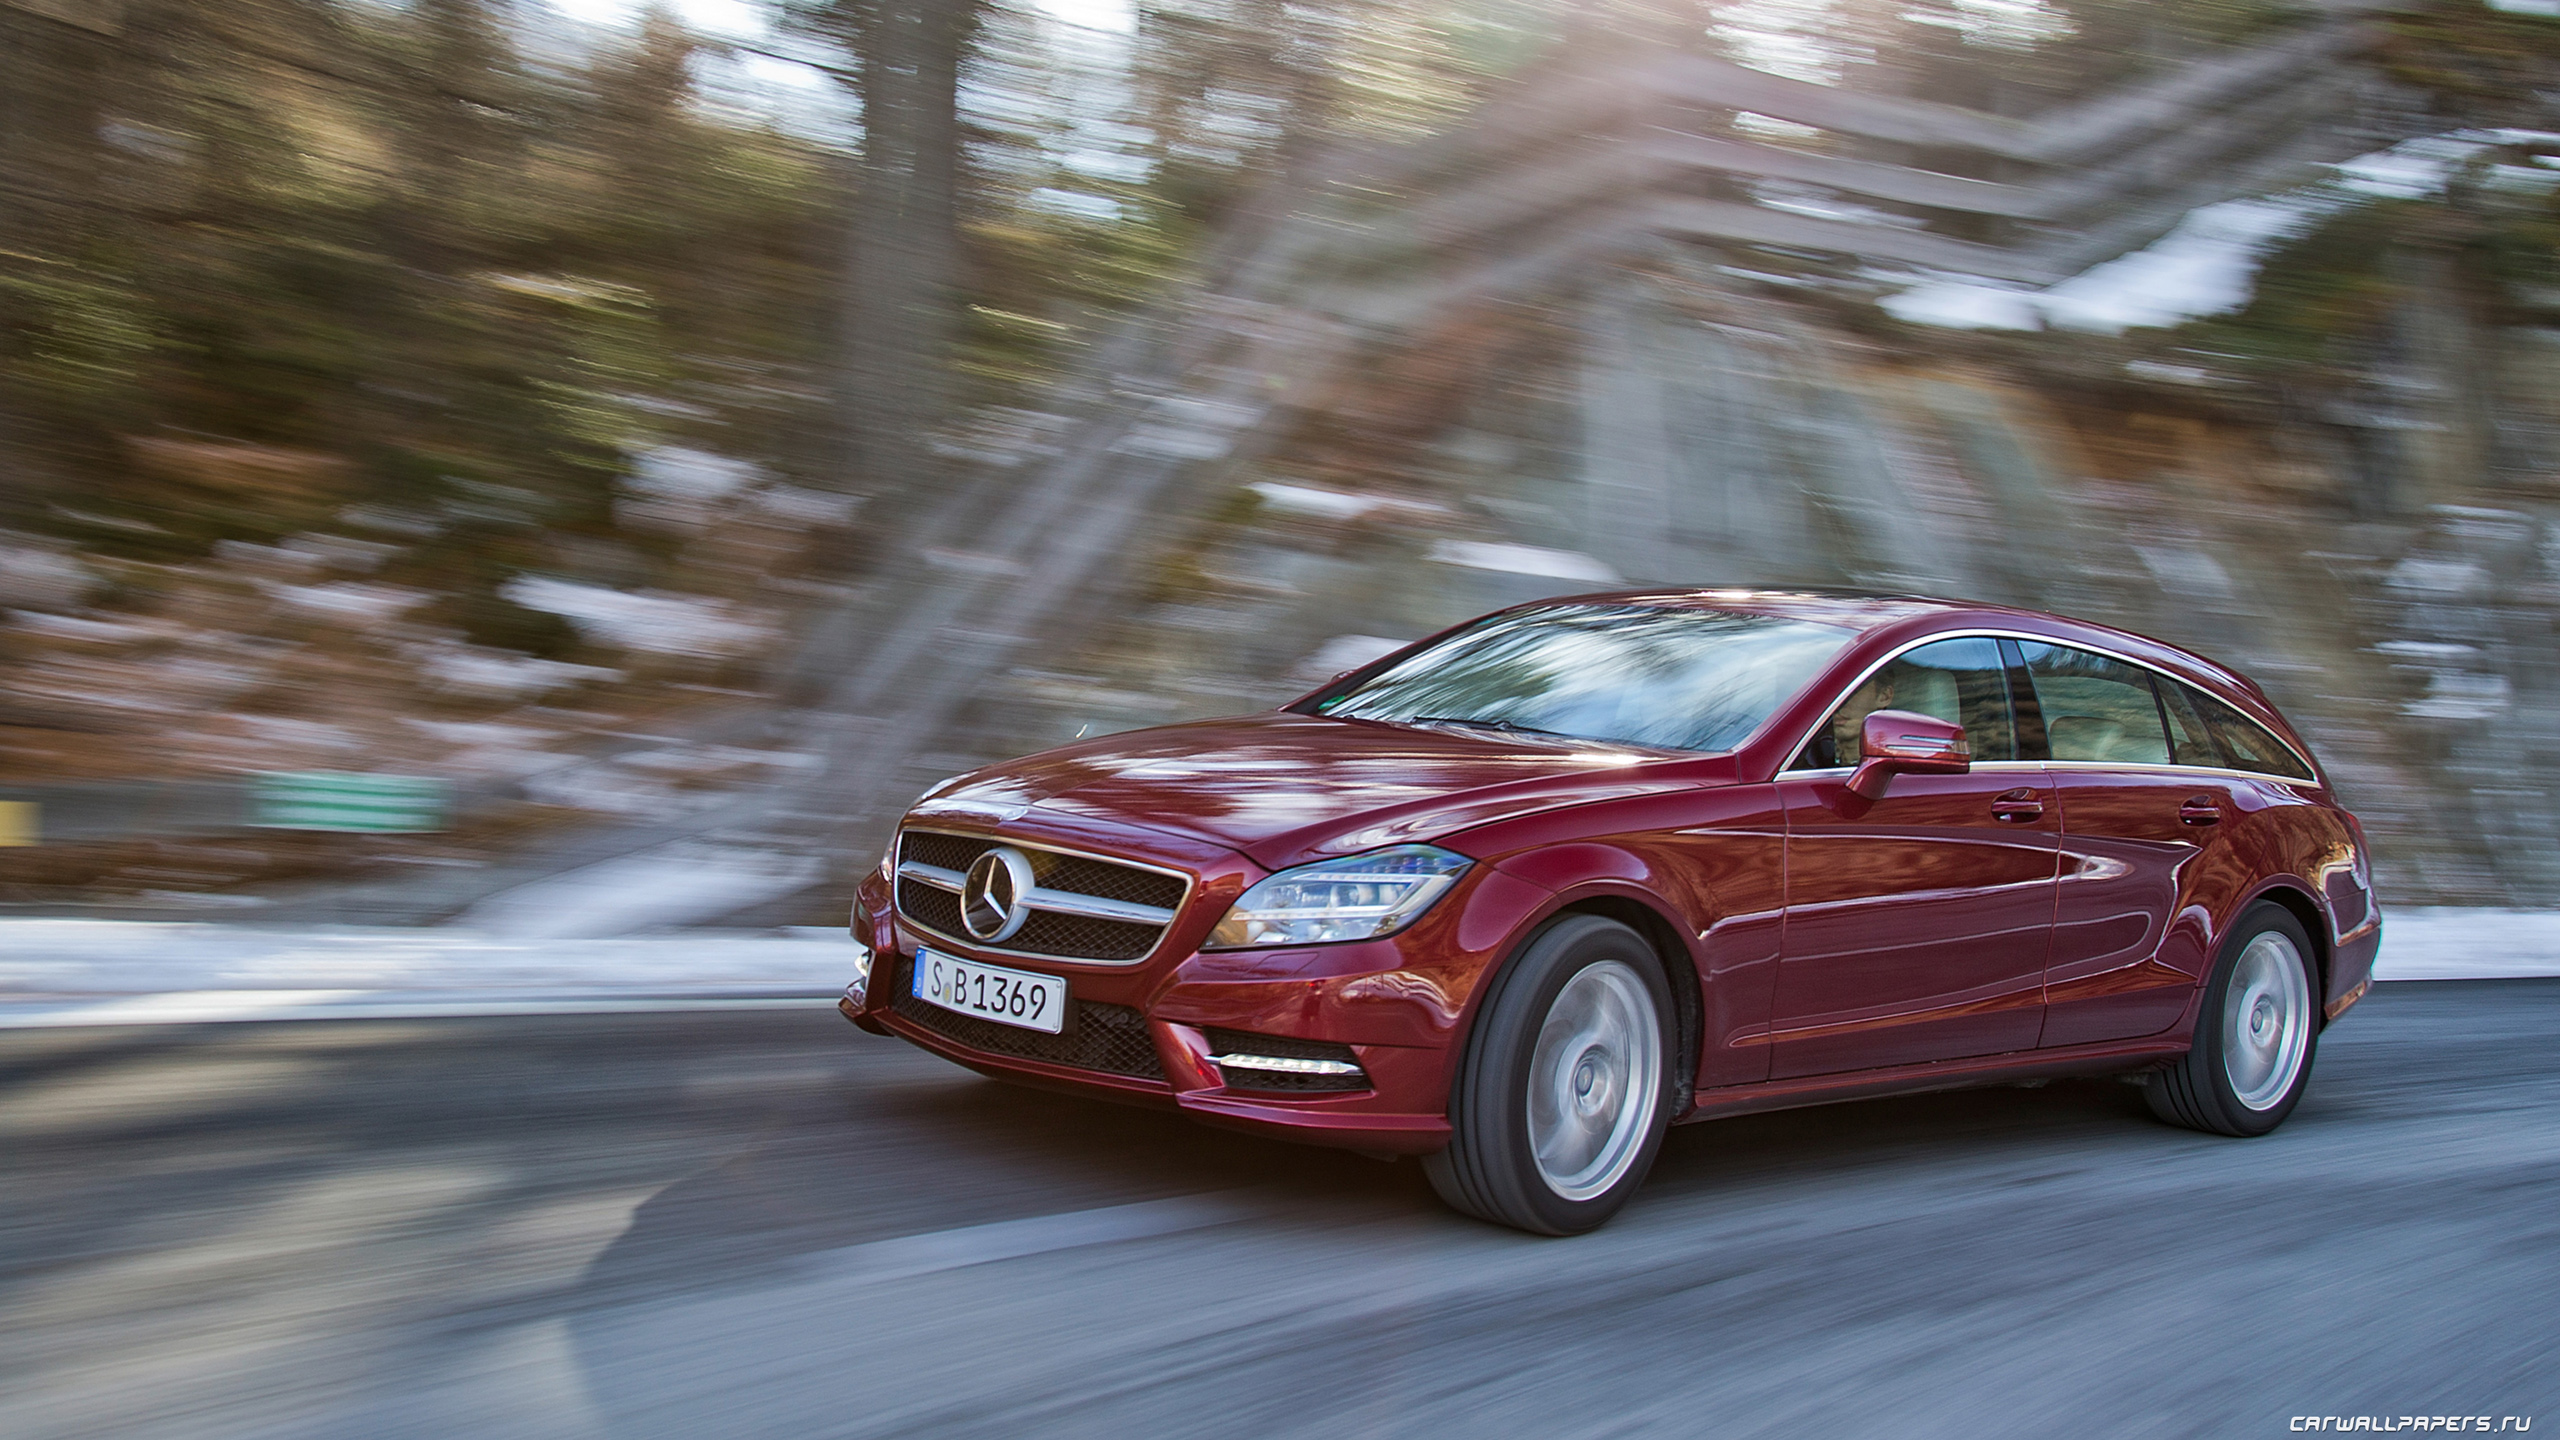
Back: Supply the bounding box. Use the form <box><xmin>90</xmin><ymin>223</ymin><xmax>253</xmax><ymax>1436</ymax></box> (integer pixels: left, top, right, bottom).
<box><xmin>253</xmin><ymin>773</ymin><xmax>450</xmax><ymax>833</ymax></box>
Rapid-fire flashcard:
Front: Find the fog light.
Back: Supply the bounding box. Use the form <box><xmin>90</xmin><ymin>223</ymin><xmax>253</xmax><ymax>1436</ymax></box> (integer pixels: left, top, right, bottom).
<box><xmin>843</xmin><ymin>941</ymin><xmax>875</xmax><ymax>1008</ymax></box>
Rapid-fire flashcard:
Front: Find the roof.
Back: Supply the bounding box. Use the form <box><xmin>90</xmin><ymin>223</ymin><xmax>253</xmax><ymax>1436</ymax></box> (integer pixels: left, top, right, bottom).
<box><xmin>1536</xmin><ymin>586</ymin><xmax>2269</xmax><ymax>707</ymax></box>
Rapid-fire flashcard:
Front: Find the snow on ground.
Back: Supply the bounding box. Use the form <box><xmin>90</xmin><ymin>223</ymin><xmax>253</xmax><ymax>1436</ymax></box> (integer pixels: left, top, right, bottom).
<box><xmin>1428</xmin><ymin>540</ymin><xmax>1622</xmax><ymax>583</ymax></box>
<box><xmin>1882</xmin><ymin>128</ymin><xmax>2560</xmax><ymax>335</ymax></box>
<box><xmin>0</xmin><ymin>921</ymin><xmax>862</xmax><ymax>1026</ymax></box>
<box><xmin>2365</xmin><ymin>907</ymin><xmax>2560</xmax><ymax>980</ymax></box>
<box><xmin>409</xmin><ymin>642</ymin><xmax>621</xmax><ymax>698</ymax></box>
<box><xmin>261</xmin><ymin>580</ymin><xmax>431</xmax><ymax>623</ymax></box>
<box><xmin>0</xmin><ymin>906</ymin><xmax>2550</xmax><ymax>1028</ymax></box>
<box><xmin>458</xmin><ymin>840</ymin><xmax>824</xmax><ymax>940</ymax></box>
<box><xmin>501</xmin><ymin>576</ymin><xmax>777</xmax><ymax>659</ymax></box>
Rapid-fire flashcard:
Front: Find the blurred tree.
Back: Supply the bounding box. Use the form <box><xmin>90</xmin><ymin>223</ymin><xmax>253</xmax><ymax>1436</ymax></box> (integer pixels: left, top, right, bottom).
<box><xmin>794</xmin><ymin>0</ymin><xmax>986</xmax><ymax>510</ymax></box>
<box><xmin>0</xmin><ymin>0</ymin><xmax>2538</xmax><ymax>615</ymax></box>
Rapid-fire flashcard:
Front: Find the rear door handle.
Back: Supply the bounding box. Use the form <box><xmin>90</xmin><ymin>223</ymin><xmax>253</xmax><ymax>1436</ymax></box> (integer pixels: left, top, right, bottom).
<box><xmin>2179</xmin><ymin>796</ymin><xmax>2222</xmax><ymax>826</ymax></box>
<box><xmin>1991</xmin><ymin>789</ymin><xmax>2043</xmax><ymax>823</ymax></box>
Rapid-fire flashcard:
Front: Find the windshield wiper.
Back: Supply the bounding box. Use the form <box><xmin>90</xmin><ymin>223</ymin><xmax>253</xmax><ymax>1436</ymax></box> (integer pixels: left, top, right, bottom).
<box><xmin>1406</xmin><ymin>715</ymin><xmax>1581</xmax><ymax>741</ymax></box>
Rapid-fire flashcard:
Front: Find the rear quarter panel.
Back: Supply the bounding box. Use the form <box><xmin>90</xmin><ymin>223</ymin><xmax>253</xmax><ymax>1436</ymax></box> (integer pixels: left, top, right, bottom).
<box><xmin>2122</xmin><ymin>777</ymin><xmax>2368</xmax><ymax>1044</ymax></box>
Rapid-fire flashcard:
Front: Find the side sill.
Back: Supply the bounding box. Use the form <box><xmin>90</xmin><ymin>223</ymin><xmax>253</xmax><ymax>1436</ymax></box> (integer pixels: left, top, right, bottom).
<box><xmin>1679</xmin><ymin>1038</ymin><xmax>2192</xmax><ymax>1123</ymax></box>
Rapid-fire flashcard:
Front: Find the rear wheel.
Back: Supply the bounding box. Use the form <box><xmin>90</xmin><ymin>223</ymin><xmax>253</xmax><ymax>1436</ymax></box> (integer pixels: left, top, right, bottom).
<box><xmin>2147</xmin><ymin>902</ymin><xmax>2320</xmax><ymax>1137</ymax></box>
<box><xmin>1425</xmin><ymin>915</ymin><xmax>1673</xmax><ymax>1234</ymax></box>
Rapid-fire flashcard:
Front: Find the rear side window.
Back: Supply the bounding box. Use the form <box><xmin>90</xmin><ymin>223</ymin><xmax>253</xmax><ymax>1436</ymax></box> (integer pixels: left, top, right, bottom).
<box><xmin>1796</xmin><ymin>636</ymin><xmax>2016</xmax><ymax>769</ymax></box>
<box><xmin>2184</xmin><ymin>684</ymin><xmax>2316</xmax><ymax>781</ymax></box>
<box><xmin>2016</xmin><ymin>643</ymin><xmax>2170</xmax><ymax>765</ymax></box>
<box><xmin>2154</xmin><ymin>678</ymin><xmax>2225</xmax><ymax>768</ymax></box>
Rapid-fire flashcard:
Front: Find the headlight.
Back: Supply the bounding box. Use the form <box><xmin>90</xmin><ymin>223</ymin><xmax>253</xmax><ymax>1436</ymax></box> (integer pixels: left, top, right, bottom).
<box><xmin>1204</xmin><ymin>845</ymin><xmax>1472</xmax><ymax>949</ymax></box>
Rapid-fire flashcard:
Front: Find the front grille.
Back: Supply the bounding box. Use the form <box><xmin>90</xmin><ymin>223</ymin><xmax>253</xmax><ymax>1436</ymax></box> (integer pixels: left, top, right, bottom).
<box><xmin>1011</xmin><ymin>910</ymin><xmax>1159</xmax><ymax>962</ymax></box>
<box><xmin>1036</xmin><ymin>854</ymin><xmax>1186</xmax><ymax>910</ymax></box>
<box><xmin>893</xmin><ymin>959</ymin><xmax>1164</xmax><ymax>1081</ymax></box>
<box><xmin>901</xmin><ymin>830</ymin><xmax>994</xmax><ymax>873</ymax></box>
<box><xmin>1204</xmin><ymin>1028</ymin><xmax>1371</xmax><ymax>1093</ymax></box>
<box><xmin>897</xmin><ymin>876</ymin><xmax>967</xmax><ymax>937</ymax></box>
<box><xmin>894</xmin><ymin>828</ymin><xmax>1189</xmax><ymax>964</ymax></box>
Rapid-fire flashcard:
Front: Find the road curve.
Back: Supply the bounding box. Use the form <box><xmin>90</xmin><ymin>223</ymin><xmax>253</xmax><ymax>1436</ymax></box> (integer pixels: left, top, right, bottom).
<box><xmin>2</xmin><ymin>981</ymin><xmax>2552</xmax><ymax>1439</ymax></box>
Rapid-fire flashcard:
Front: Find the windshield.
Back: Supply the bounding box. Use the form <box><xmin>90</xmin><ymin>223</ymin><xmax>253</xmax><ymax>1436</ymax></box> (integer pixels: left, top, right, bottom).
<box><xmin>1305</xmin><ymin>604</ymin><xmax>1854</xmax><ymax>754</ymax></box>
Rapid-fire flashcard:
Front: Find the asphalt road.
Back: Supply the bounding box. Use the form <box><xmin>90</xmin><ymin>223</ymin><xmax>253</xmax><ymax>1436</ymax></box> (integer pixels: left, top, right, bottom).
<box><xmin>3</xmin><ymin>981</ymin><xmax>2553</xmax><ymax>1440</ymax></box>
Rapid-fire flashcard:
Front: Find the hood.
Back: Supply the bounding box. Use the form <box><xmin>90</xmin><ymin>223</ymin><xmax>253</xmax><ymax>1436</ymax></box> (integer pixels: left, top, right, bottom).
<box><xmin>908</xmin><ymin>712</ymin><xmax>1723</xmax><ymax>870</ymax></box>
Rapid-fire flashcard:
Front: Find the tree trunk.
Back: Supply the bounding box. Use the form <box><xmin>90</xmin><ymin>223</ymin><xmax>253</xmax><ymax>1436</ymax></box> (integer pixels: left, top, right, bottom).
<box><xmin>838</xmin><ymin>0</ymin><xmax>979</xmax><ymax>508</ymax></box>
<box><xmin>0</xmin><ymin>3</ymin><xmax>116</xmax><ymax>513</ymax></box>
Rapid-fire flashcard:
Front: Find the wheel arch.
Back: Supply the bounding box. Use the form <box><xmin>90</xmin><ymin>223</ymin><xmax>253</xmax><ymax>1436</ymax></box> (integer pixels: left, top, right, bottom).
<box><xmin>2241</xmin><ymin>880</ymin><xmax>2331</xmax><ymax>1025</ymax></box>
<box><xmin>1541</xmin><ymin>894</ymin><xmax>1704</xmax><ymax>1115</ymax></box>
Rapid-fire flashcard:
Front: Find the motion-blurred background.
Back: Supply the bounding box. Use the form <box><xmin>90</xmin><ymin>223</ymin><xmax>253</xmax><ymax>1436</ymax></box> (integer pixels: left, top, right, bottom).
<box><xmin>2</xmin><ymin>0</ymin><xmax>2555</xmax><ymax>930</ymax></box>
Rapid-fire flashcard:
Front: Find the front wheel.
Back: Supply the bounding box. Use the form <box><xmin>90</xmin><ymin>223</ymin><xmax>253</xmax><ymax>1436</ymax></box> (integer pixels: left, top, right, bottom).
<box><xmin>2147</xmin><ymin>902</ymin><xmax>2321</xmax><ymax>1137</ymax></box>
<box><xmin>1425</xmin><ymin>915</ymin><xmax>1674</xmax><ymax>1234</ymax></box>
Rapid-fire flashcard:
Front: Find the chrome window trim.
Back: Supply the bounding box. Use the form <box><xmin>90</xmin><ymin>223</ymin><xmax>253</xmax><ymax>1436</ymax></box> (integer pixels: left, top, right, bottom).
<box><xmin>1772</xmin><ymin>628</ymin><xmax>2320</xmax><ymax>784</ymax></box>
<box><xmin>893</xmin><ymin>826</ymin><xmax>1195</xmax><ymax>967</ymax></box>
<box><xmin>2037</xmin><ymin>759</ymin><xmax>2320</xmax><ymax>786</ymax></box>
<box><xmin>1783</xmin><ymin>759</ymin><xmax>2044</xmax><ymax>779</ymax></box>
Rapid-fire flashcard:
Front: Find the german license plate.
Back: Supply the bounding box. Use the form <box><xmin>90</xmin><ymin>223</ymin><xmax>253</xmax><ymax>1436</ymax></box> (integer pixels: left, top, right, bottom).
<box><xmin>910</xmin><ymin>948</ymin><xmax>1066</xmax><ymax>1034</ymax></box>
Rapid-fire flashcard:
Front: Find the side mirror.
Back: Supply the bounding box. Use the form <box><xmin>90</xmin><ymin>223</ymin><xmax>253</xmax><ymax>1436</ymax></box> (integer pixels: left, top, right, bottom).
<box><xmin>1848</xmin><ymin>709</ymin><xmax>1970</xmax><ymax>799</ymax></box>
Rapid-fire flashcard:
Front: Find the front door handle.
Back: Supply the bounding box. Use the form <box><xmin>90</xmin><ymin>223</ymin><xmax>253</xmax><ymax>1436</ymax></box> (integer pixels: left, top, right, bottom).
<box><xmin>1991</xmin><ymin>789</ymin><xmax>2043</xmax><ymax>823</ymax></box>
<box><xmin>2179</xmin><ymin>796</ymin><xmax>2222</xmax><ymax>826</ymax></box>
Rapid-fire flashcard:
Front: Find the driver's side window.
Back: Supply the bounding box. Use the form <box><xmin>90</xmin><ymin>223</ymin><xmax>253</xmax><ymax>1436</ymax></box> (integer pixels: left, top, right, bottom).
<box><xmin>1794</xmin><ymin>637</ymin><xmax>2017</xmax><ymax>769</ymax></box>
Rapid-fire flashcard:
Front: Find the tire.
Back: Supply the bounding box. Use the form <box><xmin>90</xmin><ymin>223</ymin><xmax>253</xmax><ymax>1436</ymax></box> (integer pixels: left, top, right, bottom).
<box><xmin>1425</xmin><ymin>914</ymin><xmax>1675</xmax><ymax>1235</ymax></box>
<box><xmin>2147</xmin><ymin>901</ymin><xmax>2321</xmax><ymax>1137</ymax></box>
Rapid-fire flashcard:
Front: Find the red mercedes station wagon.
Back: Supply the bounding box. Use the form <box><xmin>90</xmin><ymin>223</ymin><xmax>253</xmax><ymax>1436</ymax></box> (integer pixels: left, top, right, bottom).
<box><xmin>840</xmin><ymin>590</ymin><xmax>2381</xmax><ymax>1234</ymax></box>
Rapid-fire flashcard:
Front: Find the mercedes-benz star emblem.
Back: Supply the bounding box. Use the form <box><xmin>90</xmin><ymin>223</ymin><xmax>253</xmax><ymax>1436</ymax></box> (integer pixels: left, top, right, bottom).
<box><xmin>960</xmin><ymin>845</ymin><xmax>1037</xmax><ymax>942</ymax></box>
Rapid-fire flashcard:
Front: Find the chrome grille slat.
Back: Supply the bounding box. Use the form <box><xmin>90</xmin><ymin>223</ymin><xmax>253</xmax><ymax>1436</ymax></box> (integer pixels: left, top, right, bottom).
<box><xmin>1020</xmin><ymin>887</ymin><xmax>1173</xmax><ymax>924</ymax></box>
<box><xmin>893</xmin><ymin>827</ymin><xmax>1191</xmax><ymax>964</ymax></box>
<box><xmin>892</xmin><ymin>860</ymin><xmax>1171</xmax><ymax>923</ymax></box>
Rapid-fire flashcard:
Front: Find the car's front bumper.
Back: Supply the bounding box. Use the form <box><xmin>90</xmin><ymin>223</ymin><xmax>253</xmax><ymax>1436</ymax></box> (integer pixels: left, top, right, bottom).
<box><xmin>854</xmin><ymin>945</ymin><xmax>1457</xmax><ymax>1154</ymax></box>
<box><xmin>841</xmin><ymin>861</ymin><xmax>1561</xmax><ymax>1154</ymax></box>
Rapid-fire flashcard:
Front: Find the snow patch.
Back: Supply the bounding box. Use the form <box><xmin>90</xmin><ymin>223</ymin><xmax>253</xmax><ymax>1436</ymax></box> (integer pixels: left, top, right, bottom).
<box><xmin>0</xmin><ymin>545</ymin><xmax>100</xmax><ymax>611</ymax></box>
<box><xmin>1877</xmin><ymin>281</ymin><xmax>2044</xmax><ymax>331</ymax></box>
<box><xmin>1249</xmin><ymin>482</ymin><xmax>1389</xmax><ymax>520</ymax></box>
<box><xmin>1428</xmin><ymin>541</ymin><xmax>1621</xmax><ymax>584</ymax></box>
<box><xmin>8</xmin><ymin>611</ymin><xmax>153</xmax><ymax>644</ymax></box>
<box><xmin>0</xmin><ymin>919</ymin><xmax>862</xmax><ymax>1024</ymax></box>
<box><xmin>264</xmin><ymin>581</ymin><xmax>431</xmax><ymax>623</ymax></box>
<box><xmin>501</xmin><ymin>577</ymin><xmax>776</xmax><ymax>659</ymax></box>
<box><xmin>414</xmin><ymin>644</ymin><xmax>622</xmax><ymax>698</ymax></box>
<box><xmin>2385</xmin><ymin>556</ymin><xmax>2488</xmax><ymax>597</ymax></box>
<box><xmin>1293</xmin><ymin>634</ymin><xmax>1410</xmax><ymax>684</ymax></box>
<box><xmin>626</xmin><ymin>446</ymin><xmax>762</xmax><ymax>501</ymax></box>
<box><xmin>459</xmin><ymin>841</ymin><xmax>824</xmax><ymax>939</ymax></box>
<box><xmin>1884</xmin><ymin>128</ymin><xmax>2555</xmax><ymax>334</ymax></box>
<box><xmin>2376</xmin><ymin>909</ymin><xmax>2560</xmax><ymax>979</ymax></box>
